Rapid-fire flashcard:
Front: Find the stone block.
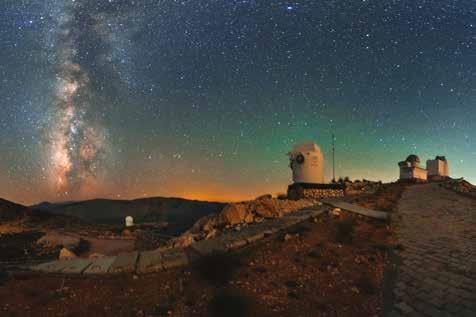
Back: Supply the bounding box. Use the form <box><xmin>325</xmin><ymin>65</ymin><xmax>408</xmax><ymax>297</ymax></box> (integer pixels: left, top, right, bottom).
<box><xmin>109</xmin><ymin>252</ymin><xmax>139</xmax><ymax>273</ymax></box>
<box><xmin>226</xmin><ymin>238</ymin><xmax>248</xmax><ymax>249</ymax></box>
<box><xmin>31</xmin><ymin>260</ymin><xmax>71</xmax><ymax>273</ymax></box>
<box><xmin>246</xmin><ymin>232</ymin><xmax>265</xmax><ymax>243</ymax></box>
<box><xmin>191</xmin><ymin>238</ymin><xmax>228</xmax><ymax>256</ymax></box>
<box><xmin>136</xmin><ymin>250</ymin><xmax>163</xmax><ymax>274</ymax></box>
<box><xmin>161</xmin><ymin>249</ymin><xmax>189</xmax><ymax>270</ymax></box>
<box><xmin>84</xmin><ymin>257</ymin><xmax>116</xmax><ymax>274</ymax></box>
<box><xmin>61</xmin><ymin>259</ymin><xmax>92</xmax><ymax>274</ymax></box>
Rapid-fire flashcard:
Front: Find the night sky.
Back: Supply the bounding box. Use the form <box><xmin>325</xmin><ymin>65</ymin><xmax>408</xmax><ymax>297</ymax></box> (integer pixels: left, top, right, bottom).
<box><xmin>1</xmin><ymin>0</ymin><xmax>475</xmax><ymax>205</ymax></box>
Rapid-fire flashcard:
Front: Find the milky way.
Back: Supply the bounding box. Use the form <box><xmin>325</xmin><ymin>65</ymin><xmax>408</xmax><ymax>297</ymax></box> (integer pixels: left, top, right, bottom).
<box><xmin>45</xmin><ymin>0</ymin><xmax>116</xmax><ymax>197</ymax></box>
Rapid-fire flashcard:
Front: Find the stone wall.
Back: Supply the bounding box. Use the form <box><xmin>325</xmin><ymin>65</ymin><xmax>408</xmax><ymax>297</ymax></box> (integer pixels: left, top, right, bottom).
<box><xmin>302</xmin><ymin>188</ymin><xmax>345</xmax><ymax>199</ymax></box>
<box><xmin>287</xmin><ymin>184</ymin><xmax>345</xmax><ymax>200</ymax></box>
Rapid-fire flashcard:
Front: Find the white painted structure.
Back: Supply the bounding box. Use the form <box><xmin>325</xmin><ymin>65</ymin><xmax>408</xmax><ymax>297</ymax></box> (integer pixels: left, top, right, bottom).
<box><xmin>125</xmin><ymin>216</ymin><xmax>134</xmax><ymax>227</ymax></box>
<box><xmin>288</xmin><ymin>142</ymin><xmax>325</xmax><ymax>184</ymax></box>
<box><xmin>398</xmin><ymin>155</ymin><xmax>428</xmax><ymax>181</ymax></box>
<box><xmin>427</xmin><ymin>156</ymin><xmax>449</xmax><ymax>178</ymax></box>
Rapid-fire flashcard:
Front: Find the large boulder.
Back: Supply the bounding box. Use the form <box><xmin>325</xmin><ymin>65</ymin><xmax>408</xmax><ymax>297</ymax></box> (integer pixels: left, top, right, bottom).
<box><xmin>59</xmin><ymin>248</ymin><xmax>77</xmax><ymax>260</ymax></box>
<box><xmin>254</xmin><ymin>198</ymin><xmax>282</xmax><ymax>218</ymax></box>
<box><xmin>37</xmin><ymin>232</ymin><xmax>80</xmax><ymax>250</ymax></box>
<box><xmin>217</xmin><ymin>203</ymin><xmax>250</xmax><ymax>225</ymax></box>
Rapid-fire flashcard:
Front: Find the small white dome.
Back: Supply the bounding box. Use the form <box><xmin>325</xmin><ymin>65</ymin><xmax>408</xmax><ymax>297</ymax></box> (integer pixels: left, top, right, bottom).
<box><xmin>125</xmin><ymin>216</ymin><xmax>134</xmax><ymax>227</ymax></box>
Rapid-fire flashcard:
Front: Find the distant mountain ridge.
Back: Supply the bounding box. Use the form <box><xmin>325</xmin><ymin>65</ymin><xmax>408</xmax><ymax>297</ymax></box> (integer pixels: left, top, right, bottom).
<box><xmin>31</xmin><ymin>196</ymin><xmax>226</xmax><ymax>234</ymax></box>
<box><xmin>0</xmin><ymin>198</ymin><xmax>32</xmax><ymax>221</ymax></box>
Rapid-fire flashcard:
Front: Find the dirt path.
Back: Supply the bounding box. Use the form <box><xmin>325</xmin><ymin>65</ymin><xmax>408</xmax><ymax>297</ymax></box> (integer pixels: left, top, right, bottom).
<box><xmin>388</xmin><ymin>183</ymin><xmax>476</xmax><ymax>316</ymax></box>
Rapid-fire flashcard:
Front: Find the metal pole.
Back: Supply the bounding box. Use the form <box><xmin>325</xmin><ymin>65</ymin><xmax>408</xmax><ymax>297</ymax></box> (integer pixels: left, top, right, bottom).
<box><xmin>332</xmin><ymin>133</ymin><xmax>335</xmax><ymax>182</ymax></box>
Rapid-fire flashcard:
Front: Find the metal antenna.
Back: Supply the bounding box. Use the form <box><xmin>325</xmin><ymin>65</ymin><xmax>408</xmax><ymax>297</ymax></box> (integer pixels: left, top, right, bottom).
<box><xmin>332</xmin><ymin>133</ymin><xmax>336</xmax><ymax>183</ymax></box>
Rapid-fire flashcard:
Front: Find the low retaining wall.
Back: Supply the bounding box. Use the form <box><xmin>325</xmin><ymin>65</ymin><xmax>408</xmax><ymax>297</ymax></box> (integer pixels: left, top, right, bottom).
<box><xmin>288</xmin><ymin>183</ymin><xmax>345</xmax><ymax>200</ymax></box>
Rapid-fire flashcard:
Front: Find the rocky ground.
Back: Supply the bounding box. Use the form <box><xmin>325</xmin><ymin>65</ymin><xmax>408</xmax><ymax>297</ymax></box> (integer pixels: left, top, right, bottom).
<box><xmin>0</xmin><ymin>208</ymin><xmax>393</xmax><ymax>316</ymax></box>
<box><xmin>168</xmin><ymin>196</ymin><xmax>317</xmax><ymax>249</ymax></box>
<box><xmin>3</xmin><ymin>181</ymin><xmax>471</xmax><ymax>316</ymax></box>
<box><xmin>0</xmin><ymin>186</ymin><xmax>405</xmax><ymax>317</ymax></box>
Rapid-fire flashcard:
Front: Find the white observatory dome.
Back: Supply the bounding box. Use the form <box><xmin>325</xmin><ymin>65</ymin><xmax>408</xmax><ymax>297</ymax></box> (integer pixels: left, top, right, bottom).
<box><xmin>288</xmin><ymin>142</ymin><xmax>325</xmax><ymax>184</ymax></box>
<box><xmin>125</xmin><ymin>216</ymin><xmax>134</xmax><ymax>227</ymax></box>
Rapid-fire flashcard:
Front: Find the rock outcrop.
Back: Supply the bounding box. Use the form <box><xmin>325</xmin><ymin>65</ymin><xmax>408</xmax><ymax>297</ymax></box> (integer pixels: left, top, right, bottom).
<box><xmin>59</xmin><ymin>248</ymin><xmax>77</xmax><ymax>260</ymax></box>
<box><xmin>37</xmin><ymin>232</ymin><xmax>80</xmax><ymax>250</ymax></box>
<box><xmin>170</xmin><ymin>197</ymin><xmax>317</xmax><ymax>248</ymax></box>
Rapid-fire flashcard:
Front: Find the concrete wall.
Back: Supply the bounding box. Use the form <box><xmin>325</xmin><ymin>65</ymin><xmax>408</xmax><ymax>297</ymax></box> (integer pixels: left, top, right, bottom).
<box><xmin>288</xmin><ymin>187</ymin><xmax>344</xmax><ymax>200</ymax></box>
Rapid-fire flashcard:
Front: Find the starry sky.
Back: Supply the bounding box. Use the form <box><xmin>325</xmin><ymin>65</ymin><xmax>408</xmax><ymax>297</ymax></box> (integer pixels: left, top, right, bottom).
<box><xmin>0</xmin><ymin>0</ymin><xmax>475</xmax><ymax>205</ymax></box>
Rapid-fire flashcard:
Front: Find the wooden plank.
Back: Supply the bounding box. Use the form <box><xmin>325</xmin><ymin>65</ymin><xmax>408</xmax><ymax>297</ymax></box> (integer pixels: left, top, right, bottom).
<box><xmin>322</xmin><ymin>199</ymin><xmax>389</xmax><ymax>220</ymax></box>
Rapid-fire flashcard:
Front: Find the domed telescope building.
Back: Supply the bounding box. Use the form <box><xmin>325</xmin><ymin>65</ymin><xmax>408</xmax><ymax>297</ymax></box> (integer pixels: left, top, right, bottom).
<box><xmin>398</xmin><ymin>154</ymin><xmax>428</xmax><ymax>182</ymax></box>
<box><xmin>287</xmin><ymin>141</ymin><xmax>345</xmax><ymax>200</ymax></box>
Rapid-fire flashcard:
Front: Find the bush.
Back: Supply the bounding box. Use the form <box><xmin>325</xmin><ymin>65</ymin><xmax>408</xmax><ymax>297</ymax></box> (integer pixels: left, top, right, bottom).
<box><xmin>72</xmin><ymin>238</ymin><xmax>91</xmax><ymax>256</ymax></box>
<box><xmin>277</xmin><ymin>193</ymin><xmax>288</xmax><ymax>200</ymax></box>
<box><xmin>194</xmin><ymin>252</ymin><xmax>241</xmax><ymax>286</ymax></box>
<box><xmin>286</xmin><ymin>223</ymin><xmax>310</xmax><ymax>236</ymax></box>
<box><xmin>335</xmin><ymin>217</ymin><xmax>354</xmax><ymax>244</ymax></box>
<box><xmin>0</xmin><ymin>270</ymin><xmax>9</xmax><ymax>286</ymax></box>
<box><xmin>356</xmin><ymin>273</ymin><xmax>377</xmax><ymax>294</ymax></box>
<box><xmin>209</xmin><ymin>289</ymin><xmax>253</xmax><ymax>317</ymax></box>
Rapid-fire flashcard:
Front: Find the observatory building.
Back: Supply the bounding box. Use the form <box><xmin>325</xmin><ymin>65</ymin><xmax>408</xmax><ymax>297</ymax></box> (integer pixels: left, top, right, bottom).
<box><xmin>125</xmin><ymin>216</ymin><xmax>134</xmax><ymax>227</ymax></box>
<box><xmin>398</xmin><ymin>155</ymin><xmax>428</xmax><ymax>181</ymax></box>
<box><xmin>289</xmin><ymin>142</ymin><xmax>325</xmax><ymax>184</ymax></box>
<box><xmin>427</xmin><ymin>156</ymin><xmax>449</xmax><ymax>181</ymax></box>
<box><xmin>287</xmin><ymin>141</ymin><xmax>344</xmax><ymax>200</ymax></box>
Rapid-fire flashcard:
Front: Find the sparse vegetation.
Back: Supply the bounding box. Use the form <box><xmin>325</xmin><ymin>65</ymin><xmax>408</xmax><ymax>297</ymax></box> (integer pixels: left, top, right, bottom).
<box><xmin>208</xmin><ymin>289</ymin><xmax>254</xmax><ymax>317</ymax></box>
<box><xmin>352</xmin><ymin>183</ymin><xmax>407</xmax><ymax>212</ymax></box>
<box><xmin>277</xmin><ymin>193</ymin><xmax>288</xmax><ymax>200</ymax></box>
<box><xmin>72</xmin><ymin>238</ymin><xmax>91</xmax><ymax>256</ymax></box>
<box><xmin>285</xmin><ymin>223</ymin><xmax>311</xmax><ymax>236</ymax></box>
<box><xmin>194</xmin><ymin>252</ymin><xmax>242</xmax><ymax>286</ymax></box>
<box><xmin>334</xmin><ymin>216</ymin><xmax>355</xmax><ymax>244</ymax></box>
<box><xmin>356</xmin><ymin>273</ymin><xmax>377</xmax><ymax>295</ymax></box>
<box><xmin>0</xmin><ymin>270</ymin><xmax>9</xmax><ymax>286</ymax></box>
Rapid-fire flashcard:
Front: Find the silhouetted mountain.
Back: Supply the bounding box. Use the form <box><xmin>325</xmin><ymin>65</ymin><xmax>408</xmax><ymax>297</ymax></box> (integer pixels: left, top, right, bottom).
<box><xmin>0</xmin><ymin>198</ymin><xmax>31</xmax><ymax>221</ymax></box>
<box><xmin>31</xmin><ymin>197</ymin><xmax>226</xmax><ymax>234</ymax></box>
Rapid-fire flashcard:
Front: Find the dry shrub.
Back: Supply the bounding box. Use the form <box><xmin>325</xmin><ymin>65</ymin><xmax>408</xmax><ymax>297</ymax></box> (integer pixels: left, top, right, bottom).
<box><xmin>209</xmin><ymin>289</ymin><xmax>254</xmax><ymax>317</ymax></box>
<box><xmin>0</xmin><ymin>270</ymin><xmax>9</xmax><ymax>286</ymax></box>
<box><xmin>194</xmin><ymin>252</ymin><xmax>241</xmax><ymax>286</ymax></box>
<box><xmin>72</xmin><ymin>238</ymin><xmax>90</xmax><ymax>256</ymax></box>
<box><xmin>335</xmin><ymin>216</ymin><xmax>355</xmax><ymax>244</ymax></box>
<box><xmin>356</xmin><ymin>273</ymin><xmax>377</xmax><ymax>294</ymax></box>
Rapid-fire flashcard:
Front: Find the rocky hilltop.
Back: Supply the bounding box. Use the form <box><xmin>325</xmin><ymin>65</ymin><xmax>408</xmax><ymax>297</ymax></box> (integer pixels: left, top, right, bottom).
<box><xmin>171</xmin><ymin>195</ymin><xmax>317</xmax><ymax>247</ymax></box>
<box><xmin>0</xmin><ymin>198</ymin><xmax>33</xmax><ymax>221</ymax></box>
<box><xmin>443</xmin><ymin>179</ymin><xmax>476</xmax><ymax>197</ymax></box>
